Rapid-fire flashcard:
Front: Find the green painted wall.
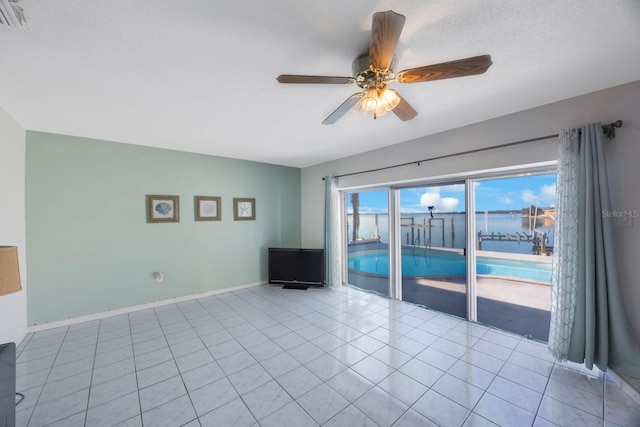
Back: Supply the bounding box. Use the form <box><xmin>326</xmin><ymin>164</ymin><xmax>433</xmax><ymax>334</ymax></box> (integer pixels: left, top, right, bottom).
<box><xmin>26</xmin><ymin>131</ymin><xmax>301</xmax><ymax>325</ymax></box>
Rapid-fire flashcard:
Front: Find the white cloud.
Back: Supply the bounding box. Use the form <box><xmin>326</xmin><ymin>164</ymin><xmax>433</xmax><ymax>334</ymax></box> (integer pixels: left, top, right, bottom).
<box><xmin>420</xmin><ymin>190</ymin><xmax>460</xmax><ymax>212</ymax></box>
<box><xmin>406</xmin><ymin>188</ymin><xmax>424</xmax><ymax>196</ymax></box>
<box><xmin>522</xmin><ymin>183</ymin><xmax>556</xmax><ymax>206</ymax></box>
<box><xmin>540</xmin><ymin>184</ymin><xmax>556</xmax><ymax>205</ymax></box>
<box><xmin>499</xmin><ymin>196</ymin><xmax>513</xmax><ymax>205</ymax></box>
<box><xmin>521</xmin><ymin>189</ymin><xmax>540</xmax><ymax>205</ymax></box>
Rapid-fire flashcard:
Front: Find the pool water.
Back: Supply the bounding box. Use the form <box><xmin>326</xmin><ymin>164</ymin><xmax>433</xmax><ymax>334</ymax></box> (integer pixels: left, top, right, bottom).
<box><xmin>348</xmin><ymin>250</ymin><xmax>552</xmax><ymax>283</ymax></box>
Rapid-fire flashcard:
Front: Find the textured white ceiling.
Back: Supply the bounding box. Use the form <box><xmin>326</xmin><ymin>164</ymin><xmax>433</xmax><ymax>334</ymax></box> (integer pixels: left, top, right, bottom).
<box><xmin>1</xmin><ymin>0</ymin><xmax>639</xmax><ymax>167</ymax></box>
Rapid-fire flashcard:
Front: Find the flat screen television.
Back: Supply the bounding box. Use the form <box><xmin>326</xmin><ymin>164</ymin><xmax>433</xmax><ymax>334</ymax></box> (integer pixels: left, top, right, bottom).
<box><xmin>268</xmin><ymin>248</ymin><xmax>325</xmax><ymax>287</ymax></box>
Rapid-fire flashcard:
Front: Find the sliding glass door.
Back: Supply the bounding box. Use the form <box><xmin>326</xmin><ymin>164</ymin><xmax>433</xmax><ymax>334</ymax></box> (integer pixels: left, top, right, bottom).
<box><xmin>399</xmin><ymin>184</ymin><xmax>467</xmax><ymax>318</ymax></box>
<box><xmin>345</xmin><ymin>189</ymin><xmax>390</xmax><ymax>296</ymax></box>
<box><xmin>473</xmin><ymin>174</ymin><xmax>555</xmax><ymax>340</ymax></box>
<box><xmin>342</xmin><ymin>167</ymin><xmax>556</xmax><ymax>342</ymax></box>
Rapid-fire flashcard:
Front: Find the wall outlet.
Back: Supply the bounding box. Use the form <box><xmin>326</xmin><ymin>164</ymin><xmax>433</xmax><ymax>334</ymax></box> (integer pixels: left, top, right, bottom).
<box><xmin>154</xmin><ymin>272</ymin><xmax>164</xmax><ymax>282</ymax></box>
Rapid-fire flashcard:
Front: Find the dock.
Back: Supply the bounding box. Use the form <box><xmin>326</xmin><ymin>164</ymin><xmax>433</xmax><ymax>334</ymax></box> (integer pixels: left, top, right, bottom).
<box><xmin>477</xmin><ymin>231</ymin><xmax>552</xmax><ymax>255</ymax></box>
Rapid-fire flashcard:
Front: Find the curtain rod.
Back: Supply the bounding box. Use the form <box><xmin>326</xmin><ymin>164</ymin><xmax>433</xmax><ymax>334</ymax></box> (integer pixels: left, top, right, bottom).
<box><xmin>323</xmin><ymin>120</ymin><xmax>623</xmax><ymax>180</ymax></box>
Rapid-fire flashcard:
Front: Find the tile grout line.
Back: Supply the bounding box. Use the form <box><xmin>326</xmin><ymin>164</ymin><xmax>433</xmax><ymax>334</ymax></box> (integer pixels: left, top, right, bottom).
<box><xmin>179</xmin><ymin>292</ymin><xmax>294</xmax><ymax>421</ymax></box>
<box><xmin>150</xmin><ymin>303</ymin><xmax>198</xmax><ymax>425</ymax></box>
<box><xmin>357</xmin><ymin>308</ymin><xmax>459</xmax><ymax>426</ymax></box>
<box><xmin>244</xmin><ymin>286</ymin><xmax>386</xmax><ymax>425</ymax></box>
<box><xmin>535</xmin><ymin>357</ymin><xmax>558</xmax><ymax>425</ymax></box>
<box><xmin>22</xmin><ymin>325</ymin><xmax>70</xmax><ymax>427</ymax></box>
<box><xmin>233</xmin><ymin>290</ymin><xmax>326</xmax><ymax>424</ymax></box>
<box><xmin>602</xmin><ymin>373</ymin><xmax>606</xmax><ymax>425</ymax></box>
<box><xmin>452</xmin><ymin>329</ymin><xmax>514</xmax><ymax>426</ymax></box>
<box><xmin>81</xmin><ymin>320</ymin><xmax>103</xmax><ymax>426</ymax></box>
<box><xmin>126</xmin><ymin>311</ymin><xmax>144</xmax><ymax>427</ymax></box>
<box><xmin>411</xmin><ymin>314</ymin><xmax>471</xmax><ymax>426</ymax></box>
<box><xmin>176</xmin><ymin>297</ymin><xmax>229</xmax><ymax>424</ymax></box>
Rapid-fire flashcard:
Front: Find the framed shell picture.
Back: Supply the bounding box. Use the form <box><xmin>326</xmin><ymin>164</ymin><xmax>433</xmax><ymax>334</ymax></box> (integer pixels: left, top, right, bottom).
<box><xmin>195</xmin><ymin>196</ymin><xmax>221</xmax><ymax>221</ymax></box>
<box><xmin>146</xmin><ymin>195</ymin><xmax>179</xmax><ymax>223</ymax></box>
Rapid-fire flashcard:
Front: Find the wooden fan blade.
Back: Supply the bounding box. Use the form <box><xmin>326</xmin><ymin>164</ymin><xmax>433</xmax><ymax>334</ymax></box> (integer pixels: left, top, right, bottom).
<box><xmin>392</xmin><ymin>94</ymin><xmax>418</xmax><ymax>121</ymax></box>
<box><xmin>277</xmin><ymin>75</ymin><xmax>353</xmax><ymax>84</ymax></box>
<box><xmin>322</xmin><ymin>93</ymin><xmax>361</xmax><ymax>125</ymax></box>
<box><xmin>397</xmin><ymin>55</ymin><xmax>493</xmax><ymax>84</ymax></box>
<box><xmin>369</xmin><ymin>10</ymin><xmax>406</xmax><ymax>71</ymax></box>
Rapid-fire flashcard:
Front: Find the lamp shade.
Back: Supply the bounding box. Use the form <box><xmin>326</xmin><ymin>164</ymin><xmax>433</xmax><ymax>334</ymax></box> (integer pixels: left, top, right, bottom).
<box><xmin>0</xmin><ymin>246</ymin><xmax>22</xmax><ymax>296</ymax></box>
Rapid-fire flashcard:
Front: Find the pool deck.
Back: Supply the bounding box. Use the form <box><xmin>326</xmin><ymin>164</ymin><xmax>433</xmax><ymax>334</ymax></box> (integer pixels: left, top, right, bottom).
<box><xmin>348</xmin><ymin>241</ymin><xmax>553</xmax><ymax>341</ymax></box>
<box><xmin>414</xmin><ymin>276</ymin><xmax>551</xmax><ymax>311</ymax></box>
<box><xmin>348</xmin><ymin>271</ymin><xmax>551</xmax><ymax>341</ymax></box>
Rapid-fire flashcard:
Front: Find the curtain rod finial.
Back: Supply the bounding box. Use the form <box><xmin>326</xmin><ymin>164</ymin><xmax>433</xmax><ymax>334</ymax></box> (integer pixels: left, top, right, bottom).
<box><xmin>603</xmin><ymin>120</ymin><xmax>623</xmax><ymax>140</ymax></box>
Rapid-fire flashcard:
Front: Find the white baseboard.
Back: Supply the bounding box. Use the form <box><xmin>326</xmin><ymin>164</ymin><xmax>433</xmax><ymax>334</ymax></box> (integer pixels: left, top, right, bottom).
<box><xmin>607</xmin><ymin>368</ymin><xmax>640</xmax><ymax>406</ymax></box>
<box><xmin>27</xmin><ymin>281</ymin><xmax>265</xmax><ymax>333</ymax></box>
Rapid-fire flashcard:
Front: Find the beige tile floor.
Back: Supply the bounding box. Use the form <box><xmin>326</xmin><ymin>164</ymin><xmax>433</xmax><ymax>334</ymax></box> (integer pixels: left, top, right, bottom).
<box><xmin>14</xmin><ymin>284</ymin><xmax>640</xmax><ymax>426</ymax></box>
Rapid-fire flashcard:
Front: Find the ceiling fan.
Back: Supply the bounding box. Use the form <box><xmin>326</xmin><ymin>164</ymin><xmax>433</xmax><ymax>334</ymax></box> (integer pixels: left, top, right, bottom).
<box><xmin>276</xmin><ymin>10</ymin><xmax>492</xmax><ymax>125</ymax></box>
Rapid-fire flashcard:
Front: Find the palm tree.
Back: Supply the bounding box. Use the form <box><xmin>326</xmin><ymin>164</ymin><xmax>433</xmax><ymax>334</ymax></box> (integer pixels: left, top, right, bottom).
<box><xmin>351</xmin><ymin>193</ymin><xmax>360</xmax><ymax>242</ymax></box>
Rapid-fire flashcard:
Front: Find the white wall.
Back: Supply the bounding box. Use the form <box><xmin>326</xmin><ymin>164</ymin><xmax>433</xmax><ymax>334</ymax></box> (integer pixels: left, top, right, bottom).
<box><xmin>0</xmin><ymin>106</ymin><xmax>27</xmax><ymax>345</ymax></box>
<box><xmin>301</xmin><ymin>80</ymin><xmax>640</xmax><ymax>339</ymax></box>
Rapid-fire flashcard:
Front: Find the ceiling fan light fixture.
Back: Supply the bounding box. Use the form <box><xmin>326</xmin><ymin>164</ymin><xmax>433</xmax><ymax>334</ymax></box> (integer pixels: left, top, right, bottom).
<box><xmin>373</xmin><ymin>103</ymin><xmax>389</xmax><ymax>119</ymax></box>
<box><xmin>355</xmin><ymin>88</ymin><xmax>379</xmax><ymax>115</ymax></box>
<box><xmin>355</xmin><ymin>87</ymin><xmax>399</xmax><ymax>118</ymax></box>
<box><xmin>380</xmin><ymin>88</ymin><xmax>400</xmax><ymax>111</ymax></box>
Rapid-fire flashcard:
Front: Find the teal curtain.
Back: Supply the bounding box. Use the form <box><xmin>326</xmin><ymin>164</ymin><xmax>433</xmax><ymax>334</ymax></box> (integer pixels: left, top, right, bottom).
<box><xmin>551</xmin><ymin>123</ymin><xmax>640</xmax><ymax>376</ymax></box>
<box><xmin>324</xmin><ymin>176</ymin><xmax>341</xmax><ymax>287</ymax></box>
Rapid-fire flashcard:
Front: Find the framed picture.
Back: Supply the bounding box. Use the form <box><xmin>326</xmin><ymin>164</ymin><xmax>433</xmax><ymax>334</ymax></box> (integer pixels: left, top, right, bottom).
<box><xmin>146</xmin><ymin>195</ymin><xmax>179</xmax><ymax>223</ymax></box>
<box><xmin>195</xmin><ymin>196</ymin><xmax>221</xmax><ymax>221</ymax></box>
<box><xmin>233</xmin><ymin>198</ymin><xmax>255</xmax><ymax>221</ymax></box>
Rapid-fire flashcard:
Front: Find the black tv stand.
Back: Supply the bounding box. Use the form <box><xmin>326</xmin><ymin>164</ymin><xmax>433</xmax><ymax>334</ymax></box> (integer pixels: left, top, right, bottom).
<box><xmin>282</xmin><ymin>284</ymin><xmax>309</xmax><ymax>290</ymax></box>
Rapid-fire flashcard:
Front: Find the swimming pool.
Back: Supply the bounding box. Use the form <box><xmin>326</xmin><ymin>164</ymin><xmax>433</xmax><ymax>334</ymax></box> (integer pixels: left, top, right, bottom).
<box><xmin>348</xmin><ymin>250</ymin><xmax>552</xmax><ymax>283</ymax></box>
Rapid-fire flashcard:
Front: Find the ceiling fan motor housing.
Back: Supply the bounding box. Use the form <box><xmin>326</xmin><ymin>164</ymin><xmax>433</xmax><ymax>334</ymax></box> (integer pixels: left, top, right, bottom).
<box><xmin>352</xmin><ymin>52</ymin><xmax>397</xmax><ymax>89</ymax></box>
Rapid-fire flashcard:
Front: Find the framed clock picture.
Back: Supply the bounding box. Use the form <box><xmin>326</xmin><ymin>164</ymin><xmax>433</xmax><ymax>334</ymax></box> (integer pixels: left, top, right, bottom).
<box><xmin>233</xmin><ymin>198</ymin><xmax>255</xmax><ymax>221</ymax></box>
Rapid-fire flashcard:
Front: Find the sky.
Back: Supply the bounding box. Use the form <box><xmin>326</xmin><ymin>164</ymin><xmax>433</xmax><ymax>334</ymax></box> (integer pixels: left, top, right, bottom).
<box><xmin>347</xmin><ymin>173</ymin><xmax>557</xmax><ymax>213</ymax></box>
